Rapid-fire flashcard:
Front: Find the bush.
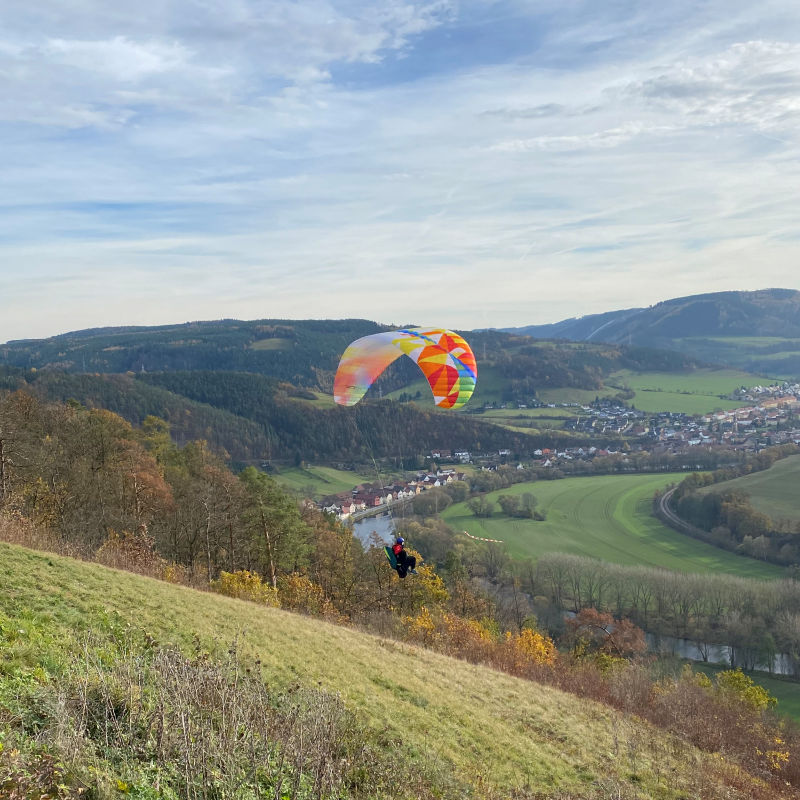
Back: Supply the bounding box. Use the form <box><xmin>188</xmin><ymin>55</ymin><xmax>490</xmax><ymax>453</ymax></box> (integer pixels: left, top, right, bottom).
<box><xmin>94</xmin><ymin>527</ymin><xmax>165</xmax><ymax>578</ymax></box>
<box><xmin>210</xmin><ymin>570</ymin><xmax>280</xmax><ymax>607</ymax></box>
<box><xmin>278</xmin><ymin>573</ymin><xmax>340</xmax><ymax>619</ymax></box>
<box><xmin>716</xmin><ymin>668</ymin><xmax>777</xmax><ymax>712</ymax></box>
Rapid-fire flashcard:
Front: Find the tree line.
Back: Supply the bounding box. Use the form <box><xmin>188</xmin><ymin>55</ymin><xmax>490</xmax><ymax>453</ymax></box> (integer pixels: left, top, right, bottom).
<box><xmin>526</xmin><ymin>552</ymin><xmax>800</xmax><ymax>675</ymax></box>
<box><xmin>669</xmin><ymin>444</ymin><xmax>800</xmax><ymax>565</ymax></box>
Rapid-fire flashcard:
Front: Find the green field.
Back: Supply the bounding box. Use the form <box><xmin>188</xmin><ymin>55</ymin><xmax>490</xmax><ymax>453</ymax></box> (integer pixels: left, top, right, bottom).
<box><xmin>442</xmin><ymin>473</ymin><xmax>782</xmax><ymax>579</ymax></box>
<box><xmin>389</xmin><ymin>365</ymin><xmax>770</xmax><ymax>418</ymax></box>
<box><xmin>0</xmin><ymin>541</ymin><xmax>743</xmax><ymax>799</ymax></box>
<box><xmin>273</xmin><ymin>464</ymin><xmax>377</xmax><ymax>499</ymax></box>
<box><xmin>520</xmin><ymin>386</ymin><xmax>618</xmax><ymax>407</ymax></box>
<box><xmin>697</xmin><ymin>454</ymin><xmax>800</xmax><ymax>525</ymax></box>
<box><xmin>605</xmin><ymin>368</ymin><xmax>766</xmax><ymax>414</ymax></box>
<box><xmin>676</xmin><ymin>337</ymin><xmax>800</xmax><ymax>380</ymax></box>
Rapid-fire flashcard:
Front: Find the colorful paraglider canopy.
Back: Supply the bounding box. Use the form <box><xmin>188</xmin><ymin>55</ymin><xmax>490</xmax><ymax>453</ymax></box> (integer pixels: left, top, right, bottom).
<box><xmin>333</xmin><ymin>327</ymin><xmax>477</xmax><ymax>409</ymax></box>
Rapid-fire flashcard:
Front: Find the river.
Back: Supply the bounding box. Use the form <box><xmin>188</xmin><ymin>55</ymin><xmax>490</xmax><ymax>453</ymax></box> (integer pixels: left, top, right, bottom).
<box><xmin>647</xmin><ymin>633</ymin><xmax>797</xmax><ymax>676</ymax></box>
<box><xmin>350</xmin><ymin>513</ymin><xmax>395</xmax><ymax>547</ymax></box>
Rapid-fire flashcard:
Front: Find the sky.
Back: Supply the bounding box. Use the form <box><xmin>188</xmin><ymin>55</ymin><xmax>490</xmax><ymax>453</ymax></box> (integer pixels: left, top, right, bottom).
<box><xmin>2</xmin><ymin>0</ymin><xmax>800</xmax><ymax>342</ymax></box>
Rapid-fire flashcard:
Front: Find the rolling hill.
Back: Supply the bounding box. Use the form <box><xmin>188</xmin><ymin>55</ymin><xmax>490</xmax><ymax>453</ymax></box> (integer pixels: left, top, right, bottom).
<box><xmin>0</xmin><ymin>319</ymin><xmax>741</xmax><ymax>467</ymax></box>
<box><xmin>502</xmin><ymin>289</ymin><xmax>800</xmax><ymax>378</ymax></box>
<box><xmin>0</xmin><ymin>539</ymin><xmax>787</xmax><ymax>799</ymax></box>
<box><xmin>695</xmin><ymin>453</ymin><xmax>800</xmax><ymax>527</ymax></box>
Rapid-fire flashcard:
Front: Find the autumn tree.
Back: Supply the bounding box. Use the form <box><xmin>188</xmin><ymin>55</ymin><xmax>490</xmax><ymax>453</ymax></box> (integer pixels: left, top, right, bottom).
<box><xmin>239</xmin><ymin>466</ymin><xmax>310</xmax><ymax>588</ymax></box>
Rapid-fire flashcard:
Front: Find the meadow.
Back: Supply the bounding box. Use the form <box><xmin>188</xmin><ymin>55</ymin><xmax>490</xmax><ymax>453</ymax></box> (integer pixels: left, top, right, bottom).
<box><xmin>0</xmin><ymin>540</ymin><xmax>750</xmax><ymax>799</ymax></box>
<box><xmin>273</xmin><ymin>464</ymin><xmax>378</xmax><ymax>499</ymax></box>
<box><xmin>696</xmin><ymin>454</ymin><xmax>800</xmax><ymax>525</ymax></box>
<box><xmin>442</xmin><ymin>473</ymin><xmax>783</xmax><ymax>579</ymax></box>
<box><xmin>604</xmin><ymin>368</ymin><xmax>765</xmax><ymax>414</ymax></box>
<box><xmin>676</xmin><ymin>336</ymin><xmax>800</xmax><ymax>379</ymax></box>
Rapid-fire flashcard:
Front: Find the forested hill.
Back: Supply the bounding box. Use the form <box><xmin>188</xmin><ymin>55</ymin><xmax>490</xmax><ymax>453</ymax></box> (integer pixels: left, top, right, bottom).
<box><xmin>501</xmin><ymin>288</ymin><xmax>800</xmax><ymax>376</ymax></box>
<box><xmin>505</xmin><ymin>289</ymin><xmax>800</xmax><ymax>341</ymax></box>
<box><xmin>0</xmin><ymin>319</ymin><xmax>384</xmax><ymax>384</ymax></box>
<box><xmin>0</xmin><ymin>317</ymin><xmax>700</xmax><ymax>388</ymax></box>
<box><xmin>0</xmin><ymin>367</ymin><xmax>592</xmax><ymax>465</ymax></box>
<box><xmin>0</xmin><ymin>319</ymin><xmax>703</xmax><ymax>465</ymax></box>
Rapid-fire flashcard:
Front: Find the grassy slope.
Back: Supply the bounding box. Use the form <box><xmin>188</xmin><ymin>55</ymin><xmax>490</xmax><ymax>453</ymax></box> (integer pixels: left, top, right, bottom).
<box><xmin>696</xmin><ymin>454</ymin><xmax>800</xmax><ymax>525</ymax></box>
<box><xmin>606</xmin><ymin>368</ymin><xmax>762</xmax><ymax>414</ymax></box>
<box><xmin>273</xmin><ymin>465</ymin><xmax>379</xmax><ymax>499</ymax></box>
<box><xmin>0</xmin><ymin>541</ymin><xmax>763</xmax><ymax>799</ymax></box>
<box><xmin>676</xmin><ymin>336</ymin><xmax>800</xmax><ymax>379</ymax></box>
<box><xmin>442</xmin><ymin>473</ymin><xmax>782</xmax><ymax>578</ymax></box>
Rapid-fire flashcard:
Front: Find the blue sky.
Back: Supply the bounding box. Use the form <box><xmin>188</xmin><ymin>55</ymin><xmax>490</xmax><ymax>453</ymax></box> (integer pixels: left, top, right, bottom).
<box><xmin>2</xmin><ymin>0</ymin><xmax>800</xmax><ymax>341</ymax></box>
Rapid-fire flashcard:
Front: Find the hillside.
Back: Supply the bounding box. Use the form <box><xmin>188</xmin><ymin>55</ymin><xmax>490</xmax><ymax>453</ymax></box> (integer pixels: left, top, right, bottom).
<box><xmin>503</xmin><ymin>289</ymin><xmax>800</xmax><ymax>378</ymax></box>
<box><xmin>441</xmin><ymin>473</ymin><xmax>783</xmax><ymax>578</ymax></box>
<box><xmin>0</xmin><ymin>540</ymin><xmax>787</xmax><ymax>800</ymax></box>
<box><xmin>695</xmin><ymin>453</ymin><xmax>800</xmax><ymax>526</ymax></box>
<box><xmin>0</xmin><ymin>319</ymin><xmax>704</xmax><ymax>395</ymax></box>
<box><xmin>0</xmin><ymin>320</ymin><xmax>725</xmax><ymax>466</ymax></box>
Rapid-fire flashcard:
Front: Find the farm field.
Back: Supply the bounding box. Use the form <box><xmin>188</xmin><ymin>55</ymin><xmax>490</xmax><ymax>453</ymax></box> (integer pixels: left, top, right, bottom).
<box><xmin>605</xmin><ymin>368</ymin><xmax>765</xmax><ymax>414</ymax></box>
<box><xmin>273</xmin><ymin>464</ymin><xmax>377</xmax><ymax>499</ymax></box>
<box><xmin>471</xmin><ymin>405</ymin><xmax>584</xmax><ymax>433</ymax></box>
<box><xmin>676</xmin><ymin>337</ymin><xmax>800</xmax><ymax>379</ymax></box>
<box><xmin>442</xmin><ymin>473</ymin><xmax>783</xmax><ymax>579</ymax></box>
<box><xmin>696</xmin><ymin>454</ymin><xmax>800</xmax><ymax>526</ymax></box>
<box><xmin>527</xmin><ymin>386</ymin><xmax>618</xmax><ymax>406</ymax></box>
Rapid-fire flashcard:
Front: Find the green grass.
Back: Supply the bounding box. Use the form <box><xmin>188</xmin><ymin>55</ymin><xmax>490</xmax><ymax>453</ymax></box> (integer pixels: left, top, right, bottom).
<box><xmin>0</xmin><ymin>541</ymin><xmax>747</xmax><ymax>799</ymax></box>
<box><xmin>273</xmin><ymin>465</ymin><xmax>378</xmax><ymax>499</ymax></box>
<box><xmin>288</xmin><ymin>389</ymin><xmax>337</xmax><ymax>408</ymax></box>
<box><xmin>696</xmin><ymin>454</ymin><xmax>800</xmax><ymax>525</ymax></box>
<box><xmin>606</xmin><ymin>368</ymin><xmax>766</xmax><ymax>414</ymax></box>
<box><xmin>469</xmin><ymin>406</ymin><xmax>583</xmax><ymax>433</ymax></box>
<box><xmin>442</xmin><ymin>473</ymin><xmax>783</xmax><ymax>579</ymax></box>
<box><xmin>535</xmin><ymin>386</ymin><xmax>619</xmax><ymax>406</ymax></box>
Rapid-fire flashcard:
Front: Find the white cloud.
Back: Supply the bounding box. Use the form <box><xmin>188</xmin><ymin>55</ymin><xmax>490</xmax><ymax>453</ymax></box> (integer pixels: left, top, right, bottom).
<box><xmin>1</xmin><ymin>1</ymin><xmax>800</xmax><ymax>340</ymax></box>
<box><xmin>42</xmin><ymin>36</ymin><xmax>191</xmax><ymax>81</ymax></box>
<box><xmin>620</xmin><ymin>41</ymin><xmax>800</xmax><ymax>133</ymax></box>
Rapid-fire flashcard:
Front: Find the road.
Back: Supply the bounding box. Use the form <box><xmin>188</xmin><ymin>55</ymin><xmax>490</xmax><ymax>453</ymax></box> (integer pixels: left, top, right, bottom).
<box><xmin>657</xmin><ymin>486</ymin><xmax>697</xmax><ymax>535</ymax></box>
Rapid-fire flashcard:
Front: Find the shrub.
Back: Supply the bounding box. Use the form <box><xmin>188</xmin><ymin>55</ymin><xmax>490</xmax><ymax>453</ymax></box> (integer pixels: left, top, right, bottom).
<box><xmin>210</xmin><ymin>570</ymin><xmax>280</xmax><ymax>607</ymax></box>
<box><xmin>278</xmin><ymin>573</ymin><xmax>340</xmax><ymax>619</ymax></box>
<box><xmin>94</xmin><ymin>528</ymin><xmax>164</xmax><ymax>578</ymax></box>
<box><xmin>716</xmin><ymin>668</ymin><xmax>777</xmax><ymax>712</ymax></box>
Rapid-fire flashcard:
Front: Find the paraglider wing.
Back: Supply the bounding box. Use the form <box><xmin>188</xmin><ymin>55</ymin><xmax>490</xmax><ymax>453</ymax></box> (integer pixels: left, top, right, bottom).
<box><xmin>333</xmin><ymin>327</ymin><xmax>477</xmax><ymax>409</ymax></box>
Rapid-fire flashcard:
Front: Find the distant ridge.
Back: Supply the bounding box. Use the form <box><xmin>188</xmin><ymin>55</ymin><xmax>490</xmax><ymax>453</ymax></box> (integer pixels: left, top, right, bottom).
<box><xmin>500</xmin><ymin>289</ymin><xmax>800</xmax><ymax>377</ymax></box>
<box><xmin>502</xmin><ymin>289</ymin><xmax>800</xmax><ymax>341</ymax></box>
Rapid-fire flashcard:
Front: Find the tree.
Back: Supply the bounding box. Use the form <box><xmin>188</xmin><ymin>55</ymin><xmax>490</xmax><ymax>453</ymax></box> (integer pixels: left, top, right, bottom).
<box><xmin>565</xmin><ymin>608</ymin><xmax>646</xmax><ymax>659</ymax></box>
<box><xmin>239</xmin><ymin>467</ymin><xmax>310</xmax><ymax>588</ymax></box>
<box><xmin>412</xmin><ymin>488</ymin><xmax>452</xmax><ymax>516</ymax></box>
<box><xmin>467</xmin><ymin>496</ymin><xmax>494</xmax><ymax>518</ymax></box>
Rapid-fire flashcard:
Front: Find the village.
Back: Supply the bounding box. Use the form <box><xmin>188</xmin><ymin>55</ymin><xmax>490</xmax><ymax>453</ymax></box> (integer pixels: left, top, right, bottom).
<box><xmin>318</xmin><ymin>382</ymin><xmax>800</xmax><ymax>521</ymax></box>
